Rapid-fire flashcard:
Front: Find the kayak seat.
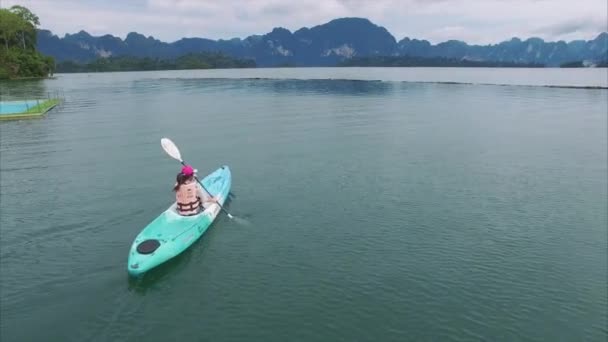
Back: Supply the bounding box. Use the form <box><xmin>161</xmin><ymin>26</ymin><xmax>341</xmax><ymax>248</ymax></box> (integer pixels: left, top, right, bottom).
<box><xmin>171</xmin><ymin>204</ymin><xmax>205</xmax><ymax>216</ymax></box>
<box><xmin>137</xmin><ymin>239</ymin><xmax>160</xmax><ymax>254</ymax></box>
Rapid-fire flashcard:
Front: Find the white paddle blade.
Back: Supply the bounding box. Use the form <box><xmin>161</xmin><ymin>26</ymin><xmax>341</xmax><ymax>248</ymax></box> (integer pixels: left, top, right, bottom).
<box><xmin>161</xmin><ymin>138</ymin><xmax>182</xmax><ymax>162</ymax></box>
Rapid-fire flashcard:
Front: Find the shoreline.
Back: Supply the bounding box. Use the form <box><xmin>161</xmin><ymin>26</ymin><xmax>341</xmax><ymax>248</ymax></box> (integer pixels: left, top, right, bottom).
<box><xmin>0</xmin><ymin>76</ymin><xmax>57</xmax><ymax>81</ymax></box>
<box><xmin>51</xmin><ymin>65</ymin><xmax>608</xmax><ymax>75</ymax></box>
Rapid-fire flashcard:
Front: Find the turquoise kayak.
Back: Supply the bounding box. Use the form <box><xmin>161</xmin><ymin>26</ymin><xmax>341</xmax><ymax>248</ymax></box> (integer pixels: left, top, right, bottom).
<box><xmin>127</xmin><ymin>165</ymin><xmax>231</xmax><ymax>276</ymax></box>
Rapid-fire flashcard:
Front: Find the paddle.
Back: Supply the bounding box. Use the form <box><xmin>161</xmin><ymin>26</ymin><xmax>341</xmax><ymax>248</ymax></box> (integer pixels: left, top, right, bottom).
<box><xmin>161</xmin><ymin>138</ymin><xmax>234</xmax><ymax>219</ymax></box>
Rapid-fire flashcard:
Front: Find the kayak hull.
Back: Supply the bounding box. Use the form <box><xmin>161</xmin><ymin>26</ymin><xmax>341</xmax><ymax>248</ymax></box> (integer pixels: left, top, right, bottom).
<box><xmin>127</xmin><ymin>165</ymin><xmax>231</xmax><ymax>276</ymax></box>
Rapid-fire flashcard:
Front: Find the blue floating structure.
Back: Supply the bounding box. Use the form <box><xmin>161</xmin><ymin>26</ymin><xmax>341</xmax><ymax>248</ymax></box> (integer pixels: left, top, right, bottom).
<box><xmin>0</xmin><ymin>98</ymin><xmax>60</xmax><ymax>120</ymax></box>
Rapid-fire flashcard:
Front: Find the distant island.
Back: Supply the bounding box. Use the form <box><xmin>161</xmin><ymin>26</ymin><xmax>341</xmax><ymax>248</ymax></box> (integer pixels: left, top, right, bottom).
<box><xmin>0</xmin><ymin>6</ymin><xmax>55</xmax><ymax>79</ymax></box>
<box><xmin>560</xmin><ymin>60</ymin><xmax>608</xmax><ymax>68</ymax></box>
<box><xmin>37</xmin><ymin>17</ymin><xmax>608</xmax><ymax>69</ymax></box>
<box><xmin>56</xmin><ymin>53</ymin><xmax>255</xmax><ymax>73</ymax></box>
<box><xmin>338</xmin><ymin>56</ymin><xmax>545</xmax><ymax>68</ymax></box>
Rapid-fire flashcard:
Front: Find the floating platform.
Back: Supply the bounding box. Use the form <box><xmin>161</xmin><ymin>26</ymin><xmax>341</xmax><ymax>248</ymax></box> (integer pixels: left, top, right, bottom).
<box><xmin>0</xmin><ymin>99</ymin><xmax>60</xmax><ymax>120</ymax></box>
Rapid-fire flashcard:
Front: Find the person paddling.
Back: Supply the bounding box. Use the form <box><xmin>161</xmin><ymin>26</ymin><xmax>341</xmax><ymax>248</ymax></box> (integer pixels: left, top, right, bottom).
<box><xmin>174</xmin><ymin>165</ymin><xmax>218</xmax><ymax>216</ymax></box>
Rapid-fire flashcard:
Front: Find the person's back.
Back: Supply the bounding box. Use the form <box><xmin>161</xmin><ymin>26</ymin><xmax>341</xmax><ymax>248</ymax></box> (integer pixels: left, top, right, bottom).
<box><xmin>175</xmin><ymin>179</ymin><xmax>201</xmax><ymax>216</ymax></box>
<box><xmin>174</xmin><ymin>165</ymin><xmax>203</xmax><ymax>216</ymax></box>
<box><xmin>173</xmin><ymin>165</ymin><xmax>218</xmax><ymax>216</ymax></box>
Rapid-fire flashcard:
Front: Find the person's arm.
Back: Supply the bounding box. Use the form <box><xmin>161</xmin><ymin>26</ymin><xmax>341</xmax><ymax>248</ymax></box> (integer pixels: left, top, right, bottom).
<box><xmin>197</xmin><ymin>184</ymin><xmax>218</xmax><ymax>203</ymax></box>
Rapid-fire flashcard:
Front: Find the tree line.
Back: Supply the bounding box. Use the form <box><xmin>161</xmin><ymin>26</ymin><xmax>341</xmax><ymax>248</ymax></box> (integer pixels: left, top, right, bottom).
<box><xmin>0</xmin><ymin>5</ymin><xmax>55</xmax><ymax>79</ymax></box>
<box><xmin>56</xmin><ymin>53</ymin><xmax>256</xmax><ymax>73</ymax></box>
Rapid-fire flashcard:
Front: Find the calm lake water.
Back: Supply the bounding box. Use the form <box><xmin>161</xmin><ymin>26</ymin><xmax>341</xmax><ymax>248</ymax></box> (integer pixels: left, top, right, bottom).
<box><xmin>1</xmin><ymin>68</ymin><xmax>607</xmax><ymax>341</ymax></box>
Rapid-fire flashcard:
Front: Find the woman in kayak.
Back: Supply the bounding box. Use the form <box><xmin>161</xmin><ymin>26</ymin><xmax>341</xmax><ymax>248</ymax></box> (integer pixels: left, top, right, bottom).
<box><xmin>174</xmin><ymin>165</ymin><xmax>218</xmax><ymax>216</ymax></box>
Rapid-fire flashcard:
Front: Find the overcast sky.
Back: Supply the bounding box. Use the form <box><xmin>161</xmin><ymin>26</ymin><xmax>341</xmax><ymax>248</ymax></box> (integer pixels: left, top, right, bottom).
<box><xmin>4</xmin><ymin>0</ymin><xmax>607</xmax><ymax>44</ymax></box>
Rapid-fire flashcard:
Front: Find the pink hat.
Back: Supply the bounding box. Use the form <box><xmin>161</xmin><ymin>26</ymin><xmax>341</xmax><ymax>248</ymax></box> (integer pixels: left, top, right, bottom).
<box><xmin>181</xmin><ymin>165</ymin><xmax>194</xmax><ymax>176</ymax></box>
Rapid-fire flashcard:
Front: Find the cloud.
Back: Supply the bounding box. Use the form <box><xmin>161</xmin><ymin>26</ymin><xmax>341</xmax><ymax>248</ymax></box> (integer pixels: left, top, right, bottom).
<box><xmin>533</xmin><ymin>17</ymin><xmax>608</xmax><ymax>39</ymax></box>
<box><xmin>3</xmin><ymin>0</ymin><xmax>607</xmax><ymax>44</ymax></box>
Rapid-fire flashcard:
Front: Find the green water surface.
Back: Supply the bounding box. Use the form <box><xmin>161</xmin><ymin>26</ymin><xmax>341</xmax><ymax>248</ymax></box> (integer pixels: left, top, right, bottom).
<box><xmin>1</xmin><ymin>68</ymin><xmax>606</xmax><ymax>341</ymax></box>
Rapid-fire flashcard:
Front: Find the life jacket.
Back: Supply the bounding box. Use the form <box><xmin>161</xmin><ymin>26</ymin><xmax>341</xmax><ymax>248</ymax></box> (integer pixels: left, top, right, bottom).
<box><xmin>176</xmin><ymin>181</ymin><xmax>202</xmax><ymax>216</ymax></box>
